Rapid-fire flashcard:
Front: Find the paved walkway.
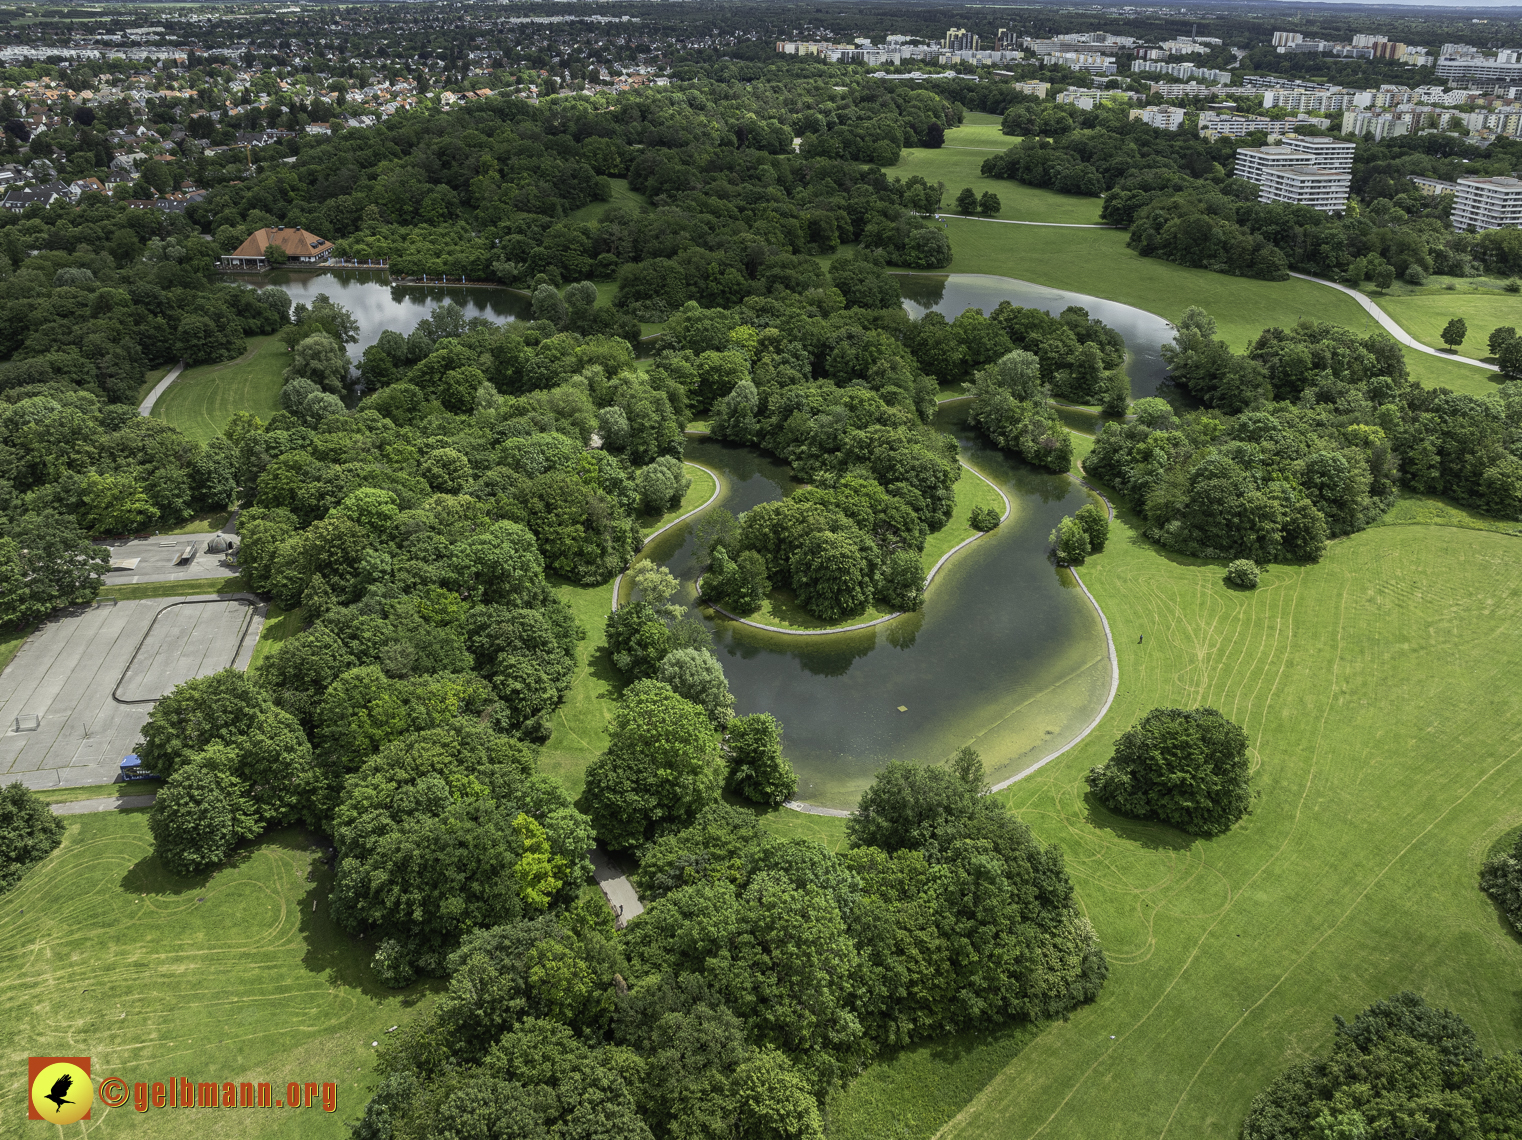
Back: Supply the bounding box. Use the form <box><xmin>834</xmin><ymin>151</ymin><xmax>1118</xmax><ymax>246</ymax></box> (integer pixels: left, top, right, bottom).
<box><xmin>934</xmin><ymin>213</ymin><xmax>1117</xmax><ymax>230</ymax></box>
<box><xmin>1287</xmin><ymin>274</ymin><xmax>1498</xmax><ymax>373</ymax></box>
<box><xmin>588</xmin><ymin>846</ymin><xmax>643</xmax><ymax>926</ymax></box>
<box><xmin>51</xmin><ymin>794</ymin><xmax>156</xmax><ymax>815</ymax></box>
<box><xmin>138</xmin><ymin>359</ymin><xmax>186</xmax><ymax>416</ymax></box>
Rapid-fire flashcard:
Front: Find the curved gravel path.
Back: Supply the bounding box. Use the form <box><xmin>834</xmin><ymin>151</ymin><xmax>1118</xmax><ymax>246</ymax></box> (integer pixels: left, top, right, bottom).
<box><xmin>610</xmin><ymin>460</ymin><xmax>723</xmax><ymax>613</ymax></box>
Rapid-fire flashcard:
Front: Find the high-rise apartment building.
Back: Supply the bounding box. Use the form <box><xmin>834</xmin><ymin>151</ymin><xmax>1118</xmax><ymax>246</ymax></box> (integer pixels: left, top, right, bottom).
<box><xmin>1235</xmin><ymin>145</ymin><xmax>1351</xmax><ymax>212</ymax></box>
<box><xmin>1451</xmin><ymin>175</ymin><xmax>1522</xmax><ymax>232</ymax></box>
<box><xmin>943</xmin><ymin>27</ymin><xmax>979</xmax><ymax>52</ymax></box>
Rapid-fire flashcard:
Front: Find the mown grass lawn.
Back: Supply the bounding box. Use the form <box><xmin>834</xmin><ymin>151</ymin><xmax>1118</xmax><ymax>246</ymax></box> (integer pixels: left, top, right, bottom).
<box><xmin>1374</xmin><ymin>289</ymin><xmax>1522</xmax><ymax>365</ymax></box>
<box><xmin>936</xmin><ymin>219</ymin><xmax>1499</xmax><ymax>398</ymax></box>
<box><xmin>930</xmin><ymin>517</ymin><xmax>1522</xmax><ymax>1139</ymax></box>
<box><xmin>0</xmin><ymin>814</ymin><xmax>429</xmax><ymax>1140</ymax></box>
<box><xmin>564</xmin><ymin>176</ymin><xmax>646</xmax><ymax>226</ymax></box>
<box><xmin>894</xmin><ymin>150</ymin><xmax>1104</xmax><ymax>226</ymax></box>
<box><xmin>150</xmin><ymin>334</ymin><xmax>288</xmax><ymax>443</ymax></box>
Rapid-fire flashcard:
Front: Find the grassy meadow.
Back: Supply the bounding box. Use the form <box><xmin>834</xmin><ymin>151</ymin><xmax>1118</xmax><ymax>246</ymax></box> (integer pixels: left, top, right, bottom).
<box><xmin>150</xmin><ymin>334</ymin><xmax>287</xmax><ymax>442</ymax></box>
<box><xmin>0</xmin><ymin>812</ymin><xmax>427</xmax><ymax>1140</ymax></box>
<box><xmin>1374</xmin><ymin>289</ymin><xmax>1521</xmax><ymax>365</ymax></box>
<box><xmin>895</xmin><ymin>118</ymin><xmax>1105</xmax><ymax>227</ymax></box>
<box><xmin>927</xmin><ymin>516</ymin><xmax>1522</xmax><ymax>1139</ymax></box>
<box><xmin>935</xmin><ymin>218</ymin><xmax>1499</xmax><ymax>398</ymax></box>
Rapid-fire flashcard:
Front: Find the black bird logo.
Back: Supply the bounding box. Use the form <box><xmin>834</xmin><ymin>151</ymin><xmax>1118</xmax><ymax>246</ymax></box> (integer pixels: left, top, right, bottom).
<box><xmin>43</xmin><ymin>1073</ymin><xmax>75</xmax><ymax>1113</ymax></box>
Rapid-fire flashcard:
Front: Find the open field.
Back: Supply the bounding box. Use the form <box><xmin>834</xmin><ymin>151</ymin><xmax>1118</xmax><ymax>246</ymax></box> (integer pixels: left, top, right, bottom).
<box><xmin>1370</xmin><ymin>491</ymin><xmax>1522</xmax><ymax>537</ymax></box>
<box><xmin>942</xmin><ymin>112</ymin><xmax>1014</xmax><ymax>151</ymax></box>
<box><xmin>565</xmin><ymin>176</ymin><xmax>646</xmax><ymax>225</ymax></box>
<box><xmin>1375</xmin><ymin>290</ymin><xmax>1521</xmax><ymax>365</ymax></box>
<box><xmin>928</xmin><ymin>517</ymin><xmax>1522</xmax><ymax>1139</ymax></box>
<box><xmin>150</xmin><ymin>334</ymin><xmax>287</xmax><ymax>442</ymax></box>
<box><xmin>937</xmin><ymin>219</ymin><xmax>1498</xmax><ymax>398</ymax></box>
<box><xmin>0</xmin><ymin>812</ymin><xmax>426</xmax><ymax>1140</ymax></box>
<box><xmin>895</xmin><ymin>150</ymin><xmax>1104</xmax><ymax>226</ymax></box>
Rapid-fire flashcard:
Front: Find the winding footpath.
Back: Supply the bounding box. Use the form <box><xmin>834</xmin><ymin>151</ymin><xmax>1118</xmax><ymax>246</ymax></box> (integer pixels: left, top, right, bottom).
<box><xmin>609</xmin><ymin>460</ymin><xmax>724</xmax><ymax>614</ymax></box>
<box><xmin>1286</xmin><ymin>272</ymin><xmax>1499</xmax><ymax>373</ymax></box>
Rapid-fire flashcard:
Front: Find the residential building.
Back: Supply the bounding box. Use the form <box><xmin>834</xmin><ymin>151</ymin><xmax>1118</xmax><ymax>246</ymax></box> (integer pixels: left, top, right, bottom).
<box><xmin>1409</xmin><ymin>175</ymin><xmax>1460</xmax><ymax>198</ymax></box>
<box><xmin>1451</xmin><ymin>175</ymin><xmax>1522</xmax><ymax>232</ymax></box>
<box><xmin>1040</xmin><ymin>51</ymin><xmax>1116</xmax><ymax>76</ymax></box>
<box><xmin>1437</xmin><ymin>51</ymin><xmax>1522</xmax><ymax>84</ymax></box>
<box><xmin>1012</xmin><ymin>81</ymin><xmax>1050</xmax><ymax>99</ymax></box>
<box><xmin>1279</xmin><ymin>134</ymin><xmax>1355</xmax><ymax>173</ymax></box>
<box><xmin>1250</xmin><ymin>162</ymin><xmax>1351</xmax><ymax>213</ymax></box>
<box><xmin>943</xmin><ymin>28</ymin><xmax>978</xmax><ymax>52</ymax></box>
<box><xmin>1128</xmin><ymin>105</ymin><xmax>1186</xmax><ymax>130</ymax></box>
<box><xmin>1260</xmin><ymin>89</ymin><xmax>1362</xmax><ymax>112</ymax></box>
<box><xmin>1152</xmin><ymin>82</ymin><xmax>1232</xmax><ymax>100</ymax></box>
<box><xmin>1199</xmin><ymin>113</ymin><xmax>1277</xmax><ymax>139</ymax></box>
<box><xmin>222</xmin><ymin>225</ymin><xmax>334</xmax><ymax>269</ymax></box>
<box><xmin>1272</xmin><ymin>32</ymin><xmax>1303</xmax><ymax>48</ymax></box>
<box><xmin>1457</xmin><ymin>109</ymin><xmax>1522</xmax><ymax>138</ymax></box>
<box><xmin>1</xmin><ymin>182</ymin><xmax>68</xmax><ymax>211</ymax></box>
<box><xmin>1345</xmin><ymin>112</ymin><xmax>1410</xmax><ymax>141</ymax></box>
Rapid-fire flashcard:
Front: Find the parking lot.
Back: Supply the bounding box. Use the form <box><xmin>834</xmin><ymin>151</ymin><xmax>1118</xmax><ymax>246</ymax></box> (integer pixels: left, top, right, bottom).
<box><xmin>0</xmin><ymin>595</ymin><xmax>264</xmax><ymax>789</ymax></box>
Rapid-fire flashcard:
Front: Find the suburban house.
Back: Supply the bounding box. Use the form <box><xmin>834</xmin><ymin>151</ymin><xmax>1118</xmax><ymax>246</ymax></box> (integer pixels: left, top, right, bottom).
<box><xmin>222</xmin><ymin>225</ymin><xmax>334</xmax><ymax>269</ymax></box>
<box><xmin>2</xmin><ymin>181</ymin><xmax>69</xmax><ymax>212</ymax></box>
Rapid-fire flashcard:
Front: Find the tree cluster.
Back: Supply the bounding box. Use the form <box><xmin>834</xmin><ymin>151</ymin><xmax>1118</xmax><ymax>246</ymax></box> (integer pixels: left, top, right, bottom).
<box><xmin>1242</xmin><ymin>993</ymin><xmax>1522</xmax><ymax>1139</ymax></box>
<box><xmin>0</xmin><ymin>782</ymin><xmax>65</xmax><ymax>894</ymax></box>
<box><xmin>1087</xmin><ymin>707</ymin><xmax>1253</xmax><ymax>838</ymax></box>
<box><xmin>1086</xmin><ymin>309</ymin><xmax>1522</xmax><ymax>564</ymax></box>
<box><xmin>1095</xmin><ymin>304</ymin><xmax>1522</xmax><ymax>557</ymax></box>
<box><xmin>1479</xmin><ymin>829</ymin><xmax>1522</xmax><ymax>935</ymax></box>
<box><xmin>0</xmin><ymin>198</ymin><xmax>290</xmax><ymax>401</ymax></box>
<box><xmin>354</xmin><ymin>755</ymin><xmax>1106</xmax><ymax>1139</ymax></box>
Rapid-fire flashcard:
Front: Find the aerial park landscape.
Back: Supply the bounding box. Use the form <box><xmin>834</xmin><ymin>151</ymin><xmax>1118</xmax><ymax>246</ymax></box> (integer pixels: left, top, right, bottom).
<box><xmin>1</xmin><ymin>3</ymin><xmax>1521</xmax><ymax>1137</ymax></box>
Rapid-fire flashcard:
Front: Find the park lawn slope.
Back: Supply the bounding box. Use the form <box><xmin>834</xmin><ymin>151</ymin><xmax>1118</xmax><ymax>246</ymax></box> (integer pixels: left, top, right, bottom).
<box><xmin>937</xmin><ymin>219</ymin><xmax>1498</xmax><ymax>398</ymax></box>
<box><xmin>934</xmin><ymin>518</ymin><xmax>1522</xmax><ymax>1140</ymax></box>
<box><xmin>150</xmin><ymin>334</ymin><xmax>287</xmax><ymax>442</ymax></box>
<box><xmin>0</xmin><ymin>812</ymin><xmax>426</xmax><ymax>1140</ymax></box>
<box><xmin>895</xmin><ymin>148</ymin><xmax>1103</xmax><ymax>226</ymax></box>
<box><xmin>1374</xmin><ymin>290</ymin><xmax>1521</xmax><ymax>364</ymax></box>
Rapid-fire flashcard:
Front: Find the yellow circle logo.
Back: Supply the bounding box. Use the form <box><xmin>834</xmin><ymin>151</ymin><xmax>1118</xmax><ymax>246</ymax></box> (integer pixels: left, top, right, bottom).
<box><xmin>30</xmin><ymin>1061</ymin><xmax>93</xmax><ymax>1124</ymax></box>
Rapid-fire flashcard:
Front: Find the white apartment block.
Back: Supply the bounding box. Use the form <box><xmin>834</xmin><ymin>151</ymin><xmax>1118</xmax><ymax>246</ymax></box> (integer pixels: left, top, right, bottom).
<box><xmin>1451</xmin><ymin>176</ymin><xmax>1522</xmax><ymax>232</ymax></box>
<box><xmin>1199</xmin><ymin>113</ymin><xmax>1276</xmax><ymax>138</ymax></box>
<box><xmin>1136</xmin><ymin>105</ymin><xmax>1186</xmax><ymax>130</ymax></box>
<box><xmin>1437</xmin><ymin>51</ymin><xmax>1522</xmax><ymax>84</ymax></box>
<box><xmin>1279</xmin><ymin>134</ymin><xmax>1355</xmax><ymax>173</ymax></box>
<box><xmin>1346</xmin><ymin>111</ymin><xmax>1410</xmax><ymax>141</ymax></box>
<box><xmin>1457</xmin><ymin>109</ymin><xmax>1522</xmax><ymax>138</ymax></box>
<box><xmin>1260</xmin><ymin>89</ymin><xmax>1361</xmax><ymax>112</ymax></box>
<box><xmin>1235</xmin><ymin>146</ymin><xmax>1350</xmax><ymax>213</ymax></box>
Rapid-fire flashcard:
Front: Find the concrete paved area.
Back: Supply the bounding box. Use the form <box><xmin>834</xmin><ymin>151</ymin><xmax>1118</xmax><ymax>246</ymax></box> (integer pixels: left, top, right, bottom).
<box><xmin>51</xmin><ymin>794</ymin><xmax>157</xmax><ymax>815</ymax></box>
<box><xmin>0</xmin><ymin>595</ymin><xmax>264</xmax><ymax>790</ymax></box>
<box><xmin>100</xmin><ymin>534</ymin><xmax>241</xmax><ymax>586</ymax></box>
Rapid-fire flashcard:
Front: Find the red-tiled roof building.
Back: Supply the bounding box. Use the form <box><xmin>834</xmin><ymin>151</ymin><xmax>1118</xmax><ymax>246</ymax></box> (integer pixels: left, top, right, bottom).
<box><xmin>222</xmin><ymin>225</ymin><xmax>334</xmax><ymax>269</ymax></box>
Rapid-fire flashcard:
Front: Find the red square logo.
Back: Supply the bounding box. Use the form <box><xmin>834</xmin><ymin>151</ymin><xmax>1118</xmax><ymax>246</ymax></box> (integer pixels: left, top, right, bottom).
<box><xmin>28</xmin><ymin>1058</ymin><xmax>91</xmax><ymax>1121</ymax></box>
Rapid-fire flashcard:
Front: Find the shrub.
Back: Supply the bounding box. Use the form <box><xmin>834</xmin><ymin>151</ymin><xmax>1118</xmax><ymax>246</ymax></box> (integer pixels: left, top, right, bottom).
<box><xmin>1226</xmin><ymin>559</ymin><xmax>1260</xmax><ymax>589</ymax></box>
<box><xmin>0</xmin><ymin>782</ymin><xmax>65</xmax><ymax>893</ymax></box>
<box><xmin>1480</xmin><ymin>830</ymin><xmax>1522</xmax><ymax>931</ymax></box>
<box><xmin>148</xmin><ymin>765</ymin><xmax>245</xmax><ymax>875</ymax></box>
<box><xmin>969</xmin><ymin>505</ymin><xmax>1001</xmax><ymax>531</ymax></box>
<box><xmin>1404</xmin><ymin>264</ymin><xmax>1428</xmax><ymax>286</ymax></box>
<box><xmin>1086</xmin><ymin>707</ymin><xmax>1252</xmax><ymax>837</ymax></box>
<box><xmin>1050</xmin><ymin>515</ymin><xmax>1091</xmax><ymax>565</ymax></box>
<box><xmin>1074</xmin><ymin>503</ymin><xmax>1109</xmax><ymax>553</ymax></box>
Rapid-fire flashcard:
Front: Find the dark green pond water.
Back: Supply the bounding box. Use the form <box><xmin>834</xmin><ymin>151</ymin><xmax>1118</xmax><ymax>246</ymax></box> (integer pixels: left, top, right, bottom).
<box><xmin>639</xmin><ymin>404</ymin><xmax>1111</xmax><ymax>810</ymax></box>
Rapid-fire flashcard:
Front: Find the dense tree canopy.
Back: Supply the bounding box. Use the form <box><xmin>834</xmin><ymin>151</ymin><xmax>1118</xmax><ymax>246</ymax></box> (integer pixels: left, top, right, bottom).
<box><xmin>0</xmin><ymin>782</ymin><xmax>65</xmax><ymax>894</ymax></box>
<box><xmin>1087</xmin><ymin>707</ymin><xmax>1253</xmax><ymax>838</ymax></box>
<box><xmin>1242</xmin><ymin>993</ymin><xmax>1522</xmax><ymax>1140</ymax></box>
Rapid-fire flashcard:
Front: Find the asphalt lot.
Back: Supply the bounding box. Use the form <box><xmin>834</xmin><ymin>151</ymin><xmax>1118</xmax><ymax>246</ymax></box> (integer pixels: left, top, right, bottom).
<box><xmin>0</xmin><ymin>595</ymin><xmax>264</xmax><ymax>790</ymax></box>
<box><xmin>100</xmin><ymin>533</ymin><xmax>241</xmax><ymax>585</ymax></box>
